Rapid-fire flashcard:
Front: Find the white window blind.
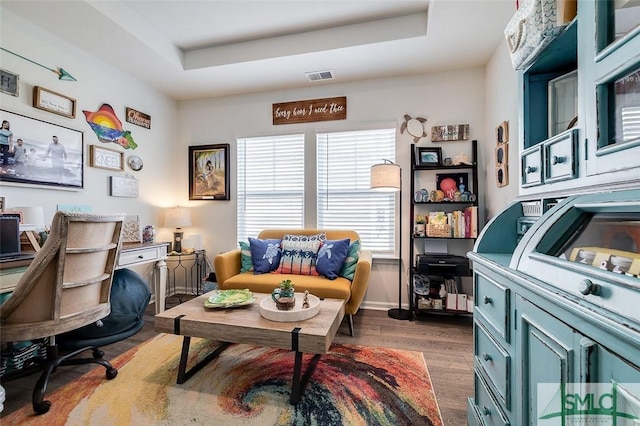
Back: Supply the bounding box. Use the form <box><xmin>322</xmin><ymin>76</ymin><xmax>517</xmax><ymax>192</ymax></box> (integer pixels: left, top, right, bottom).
<box><xmin>237</xmin><ymin>134</ymin><xmax>305</xmax><ymax>241</ymax></box>
<box><xmin>317</xmin><ymin>128</ymin><xmax>397</xmax><ymax>255</ymax></box>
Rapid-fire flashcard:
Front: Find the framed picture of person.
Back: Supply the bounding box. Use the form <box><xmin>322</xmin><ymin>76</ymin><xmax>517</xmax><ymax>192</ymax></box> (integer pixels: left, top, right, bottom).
<box><xmin>188</xmin><ymin>143</ymin><xmax>230</xmax><ymax>200</ymax></box>
<box><xmin>0</xmin><ymin>109</ymin><xmax>83</xmax><ymax>189</ymax></box>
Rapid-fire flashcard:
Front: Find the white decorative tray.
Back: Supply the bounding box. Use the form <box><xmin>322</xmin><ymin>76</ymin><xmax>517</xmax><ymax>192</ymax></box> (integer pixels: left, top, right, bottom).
<box><xmin>259</xmin><ymin>292</ymin><xmax>320</xmax><ymax>322</ymax></box>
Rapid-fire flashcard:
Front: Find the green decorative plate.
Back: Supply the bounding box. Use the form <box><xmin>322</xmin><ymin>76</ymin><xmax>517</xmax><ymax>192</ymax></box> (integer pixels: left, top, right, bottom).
<box><xmin>204</xmin><ymin>289</ymin><xmax>256</xmax><ymax>308</ymax></box>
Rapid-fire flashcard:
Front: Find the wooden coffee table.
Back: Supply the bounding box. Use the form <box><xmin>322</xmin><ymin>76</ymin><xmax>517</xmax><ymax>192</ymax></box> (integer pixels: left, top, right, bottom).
<box><xmin>154</xmin><ymin>292</ymin><xmax>345</xmax><ymax>404</ymax></box>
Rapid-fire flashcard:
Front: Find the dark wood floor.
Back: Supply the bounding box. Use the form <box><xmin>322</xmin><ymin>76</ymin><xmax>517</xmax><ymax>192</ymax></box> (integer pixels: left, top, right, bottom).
<box><xmin>1</xmin><ymin>298</ymin><xmax>473</xmax><ymax>425</ymax></box>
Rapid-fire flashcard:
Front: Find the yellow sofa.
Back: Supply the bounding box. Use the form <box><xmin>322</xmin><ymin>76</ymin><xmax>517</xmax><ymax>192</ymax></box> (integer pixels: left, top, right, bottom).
<box><xmin>214</xmin><ymin>229</ymin><xmax>372</xmax><ymax>336</ymax></box>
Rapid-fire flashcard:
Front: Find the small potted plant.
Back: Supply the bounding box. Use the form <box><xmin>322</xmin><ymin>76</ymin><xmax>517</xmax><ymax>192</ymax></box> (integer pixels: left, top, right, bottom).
<box><xmin>272</xmin><ymin>279</ymin><xmax>296</xmax><ymax>310</ymax></box>
<box><xmin>414</xmin><ymin>215</ymin><xmax>426</xmax><ymax>237</ymax></box>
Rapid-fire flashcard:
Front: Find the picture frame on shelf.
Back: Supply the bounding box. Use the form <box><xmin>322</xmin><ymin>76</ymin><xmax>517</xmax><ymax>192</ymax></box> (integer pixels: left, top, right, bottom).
<box><xmin>416</xmin><ymin>147</ymin><xmax>442</xmax><ymax>166</ymax></box>
<box><xmin>436</xmin><ymin>172</ymin><xmax>469</xmax><ymax>199</ymax></box>
<box><xmin>32</xmin><ymin>86</ymin><xmax>77</xmax><ymax>119</ymax></box>
<box><xmin>0</xmin><ymin>109</ymin><xmax>83</xmax><ymax>190</ymax></box>
<box><xmin>0</xmin><ymin>69</ymin><xmax>19</xmax><ymax>97</ymax></box>
<box><xmin>89</xmin><ymin>145</ymin><xmax>124</xmax><ymax>171</ymax></box>
<box><xmin>189</xmin><ymin>143</ymin><xmax>230</xmax><ymax>200</ymax></box>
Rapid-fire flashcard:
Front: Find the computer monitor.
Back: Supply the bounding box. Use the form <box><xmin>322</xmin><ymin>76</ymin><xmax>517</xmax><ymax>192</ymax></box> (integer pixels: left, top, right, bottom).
<box><xmin>0</xmin><ymin>214</ymin><xmax>21</xmax><ymax>257</ymax></box>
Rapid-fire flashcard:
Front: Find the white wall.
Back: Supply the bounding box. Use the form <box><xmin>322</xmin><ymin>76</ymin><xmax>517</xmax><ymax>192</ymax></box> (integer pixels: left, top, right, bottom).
<box><xmin>178</xmin><ymin>68</ymin><xmax>489</xmax><ymax>309</ymax></box>
<box><xmin>0</xmin><ymin>7</ymin><xmax>179</xmax><ymax>244</ymax></box>
<box><xmin>483</xmin><ymin>41</ymin><xmax>520</xmax><ymax>221</ymax></box>
<box><xmin>0</xmin><ymin>7</ymin><xmax>179</xmax><ymax>287</ymax></box>
<box><xmin>2</xmin><ymin>4</ymin><xmax>520</xmax><ymax>310</ymax></box>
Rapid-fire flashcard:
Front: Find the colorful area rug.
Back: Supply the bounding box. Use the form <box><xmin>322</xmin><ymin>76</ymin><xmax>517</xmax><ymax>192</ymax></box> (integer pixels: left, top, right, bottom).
<box><xmin>3</xmin><ymin>334</ymin><xmax>443</xmax><ymax>425</ymax></box>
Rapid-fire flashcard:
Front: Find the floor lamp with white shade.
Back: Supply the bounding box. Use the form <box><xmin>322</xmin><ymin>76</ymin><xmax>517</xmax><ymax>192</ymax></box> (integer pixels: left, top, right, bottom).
<box><xmin>370</xmin><ymin>160</ymin><xmax>411</xmax><ymax>320</ymax></box>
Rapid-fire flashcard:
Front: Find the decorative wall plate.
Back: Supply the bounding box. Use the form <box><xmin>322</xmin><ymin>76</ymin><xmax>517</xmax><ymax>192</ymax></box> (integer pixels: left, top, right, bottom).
<box><xmin>128</xmin><ymin>155</ymin><xmax>143</xmax><ymax>171</ymax></box>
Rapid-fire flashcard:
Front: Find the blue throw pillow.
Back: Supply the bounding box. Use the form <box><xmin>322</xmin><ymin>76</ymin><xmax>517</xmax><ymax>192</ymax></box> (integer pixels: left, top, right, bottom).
<box><xmin>248</xmin><ymin>237</ymin><xmax>282</xmax><ymax>274</ymax></box>
<box><xmin>239</xmin><ymin>241</ymin><xmax>253</xmax><ymax>272</ymax></box>
<box><xmin>339</xmin><ymin>240</ymin><xmax>361</xmax><ymax>281</ymax></box>
<box><xmin>316</xmin><ymin>238</ymin><xmax>351</xmax><ymax>280</ymax></box>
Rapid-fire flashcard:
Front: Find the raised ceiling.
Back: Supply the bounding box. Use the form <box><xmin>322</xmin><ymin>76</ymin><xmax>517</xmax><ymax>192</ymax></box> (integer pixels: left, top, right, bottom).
<box><xmin>1</xmin><ymin>0</ymin><xmax>516</xmax><ymax>101</ymax></box>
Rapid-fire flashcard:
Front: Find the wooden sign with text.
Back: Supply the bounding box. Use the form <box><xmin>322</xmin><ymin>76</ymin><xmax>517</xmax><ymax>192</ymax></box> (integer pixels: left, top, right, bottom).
<box><xmin>272</xmin><ymin>96</ymin><xmax>347</xmax><ymax>125</ymax></box>
<box><xmin>125</xmin><ymin>107</ymin><xmax>151</xmax><ymax>129</ymax></box>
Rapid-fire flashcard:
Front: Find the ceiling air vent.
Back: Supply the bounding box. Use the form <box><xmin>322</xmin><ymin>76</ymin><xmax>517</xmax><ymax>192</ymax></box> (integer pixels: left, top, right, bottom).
<box><xmin>305</xmin><ymin>70</ymin><xmax>334</xmax><ymax>82</ymax></box>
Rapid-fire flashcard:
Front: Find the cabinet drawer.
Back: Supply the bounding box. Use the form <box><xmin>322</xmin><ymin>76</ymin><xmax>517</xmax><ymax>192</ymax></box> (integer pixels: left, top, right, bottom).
<box><xmin>521</xmin><ymin>145</ymin><xmax>543</xmax><ymax>187</ymax></box>
<box><xmin>472</xmin><ymin>370</ymin><xmax>510</xmax><ymax>426</ymax></box>
<box><xmin>475</xmin><ymin>321</ymin><xmax>510</xmax><ymax>408</ymax></box>
<box><xmin>117</xmin><ymin>246</ymin><xmax>166</xmax><ymax>267</ymax></box>
<box><xmin>475</xmin><ymin>273</ymin><xmax>510</xmax><ymax>342</ymax></box>
<box><xmin>544</xmin><ymin>128</ymin><xmax>578</xmax><ymax>183</ymax></box>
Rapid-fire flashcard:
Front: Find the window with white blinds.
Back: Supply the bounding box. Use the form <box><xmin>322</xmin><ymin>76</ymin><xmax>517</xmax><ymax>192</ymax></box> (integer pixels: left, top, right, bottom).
<box><xmin>237</xmin><ymin>134</ymin><xmax>305</xmax><ymax>242</ymax></box>
<box><xmin>317</xmin><ymin>128</ymin><xmax>397</xmax><ymax>256</ymax></box>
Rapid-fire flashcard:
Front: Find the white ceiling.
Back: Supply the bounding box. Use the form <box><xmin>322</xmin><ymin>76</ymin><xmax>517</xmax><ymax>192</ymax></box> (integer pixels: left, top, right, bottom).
<box><xmin>2</xmin><ymin>0</ymin><xmax>516</xmax><ymax>101</ymax></box>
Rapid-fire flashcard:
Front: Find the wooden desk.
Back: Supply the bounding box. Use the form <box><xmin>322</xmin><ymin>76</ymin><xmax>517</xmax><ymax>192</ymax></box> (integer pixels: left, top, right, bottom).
<box><xmin>116</xmin><ymin>242</ymin><xmax>170</xmax><ymax>314</ymax></box>
<box><xmin>0</xmin><ymin>241</ymin><xmax>170</xmax><ymax>314</ymax></box>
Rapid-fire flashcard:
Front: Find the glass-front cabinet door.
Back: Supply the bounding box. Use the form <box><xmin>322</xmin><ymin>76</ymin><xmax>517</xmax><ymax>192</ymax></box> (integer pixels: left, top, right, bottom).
<box><xmin>582</xmin><ymin>0</ymin><xmax>640</xmax><ymax>177</ymax></box>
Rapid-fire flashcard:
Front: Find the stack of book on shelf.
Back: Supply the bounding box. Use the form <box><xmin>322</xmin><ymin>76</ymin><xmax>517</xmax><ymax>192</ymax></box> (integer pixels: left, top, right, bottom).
<box><xmin>428</xmin><ymin>206</ymin><xmax>477</xmax><ymax>238</ymax></box>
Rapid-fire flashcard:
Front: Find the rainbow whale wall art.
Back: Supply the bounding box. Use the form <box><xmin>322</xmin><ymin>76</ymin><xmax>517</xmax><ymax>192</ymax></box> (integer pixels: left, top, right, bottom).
<box><xmin>83</xmin><ymin>104</ymin><xmax>138</xmax><ymax>149</ymax></box>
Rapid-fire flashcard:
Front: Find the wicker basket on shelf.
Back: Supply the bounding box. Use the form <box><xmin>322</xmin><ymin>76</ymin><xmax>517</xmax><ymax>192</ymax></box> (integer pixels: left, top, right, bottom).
<box><xmin>426</xmin><ymin>223</ymin><xmax>451</xmax><ymax>238</ymax></box>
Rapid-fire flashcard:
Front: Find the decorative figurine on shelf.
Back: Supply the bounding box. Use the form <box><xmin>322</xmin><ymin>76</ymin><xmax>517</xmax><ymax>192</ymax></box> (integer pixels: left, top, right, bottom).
<box><xmin>458</xmin><ymin>177</ymin><xmax>466</xmax><ymax>194</ymax></box>
<box><xmin>303</xmin><ymin>290</ymin><xmax>310</xmax><ymax>309</ymax></box>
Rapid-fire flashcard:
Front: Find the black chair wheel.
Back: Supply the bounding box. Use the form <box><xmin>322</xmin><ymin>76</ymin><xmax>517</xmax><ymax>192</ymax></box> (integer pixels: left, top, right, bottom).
<box><xmin>92</xmin><ymin>348</ymin><xmax>105</xmax><ymax>358</ymax></box>
<box><xmin>106</xmin><ymin>367</ymin><xmax>118</xmax><ymax>380</ymax></box>
<box><xmin>34</xmin><ymin>400</ymin><xmax>52</xmax><ymax>415</ymax></box>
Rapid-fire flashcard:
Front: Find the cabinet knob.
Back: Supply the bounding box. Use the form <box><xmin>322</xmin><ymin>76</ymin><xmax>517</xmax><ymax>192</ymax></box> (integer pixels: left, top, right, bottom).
<box><xmin>483</xmin><ymin>296</ymin><xmax>493</xmax><ymax>305</ymax></box>
<box><xmin>552</xmin><ymin>155</ymin><xmax>566</xmax><ymax>165</ymax></box>
<box><xmin>481</xmin><ymin>406</ymin><xmax>491</xmax><ymax>416</ymax></box>
<box><xmin>525</xmin><ymin>166</ymin><xmax>537</xmax><ymax>174</ymax></box>
<box><xmin>579</xmin><ymin>279</ymin><xmax>601</xmax><ymax>296</ymax></box>
<box><xmin>138</xmin><ymin>255</ymin><xmax>144</xmax><ymax>259</ymax></box>
<box><xmin>482</xmin><ymin>352</ymin><xmax>492</xmax><ymax>361</ymax></box>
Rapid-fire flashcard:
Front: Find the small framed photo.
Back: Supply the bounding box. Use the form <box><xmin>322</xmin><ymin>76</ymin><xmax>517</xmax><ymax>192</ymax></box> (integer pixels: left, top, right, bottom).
<box><xmin>0</xmin><ymin>69</ymin><xmax>19</xmax><ymax>97</ymax></box>
<box><xmin>89</xmin><ymin>145</ymin><xmax>124</xmax><ymax>171</ymax></box>
<box><xmin>416</xmin><ymin>147</ymin><xmax>442</xmax><ymax>166</ymax></box>
<box><xmin>189</xmin><ymin>143</ymin><xmax>230</xmax><ymax>200</ymax></box>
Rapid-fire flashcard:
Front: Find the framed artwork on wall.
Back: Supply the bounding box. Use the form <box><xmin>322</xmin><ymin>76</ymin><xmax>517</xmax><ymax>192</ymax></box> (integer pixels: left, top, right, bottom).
<box><xmin>0</xmin><ymin>69</ymin><xmax>19</xmax><ymax>97</ymax></box>
<box><xmin>33</xmin><ymin>86</ymin><xmax>77</xmax><ymax>119</ymax></box>
<box><xmin>89</xmin><ymin>145</ymin><xmax>123</xmax><ymax>171</ymax></box>
<box><xmin>0</xmin><ymin>109</ymin><xmax>83</xmax><ymax>189</ymax></box>
<box><xmin>189</xmin><ymin>143</ymin><xmax>230</xmax><ymax>200</ymax></box>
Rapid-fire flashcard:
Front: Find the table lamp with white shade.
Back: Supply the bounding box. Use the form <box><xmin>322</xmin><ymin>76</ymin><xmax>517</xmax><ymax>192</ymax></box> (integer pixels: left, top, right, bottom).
<box><xmin>164</xmin><ymin>207</ymin><xmax>192</xmax><ymax>253</ymax></box>
<box><xmin>370</xmin><ymin>160</ymin><xmax>411</xmax><ymax>320</ymax></box>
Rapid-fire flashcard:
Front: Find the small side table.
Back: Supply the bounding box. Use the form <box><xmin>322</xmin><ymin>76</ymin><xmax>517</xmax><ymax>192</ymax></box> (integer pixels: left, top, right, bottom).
<box><xmin>166</xmin><ymin>250</ymin><xmax>212</xmax><ymax>304</ymax></box>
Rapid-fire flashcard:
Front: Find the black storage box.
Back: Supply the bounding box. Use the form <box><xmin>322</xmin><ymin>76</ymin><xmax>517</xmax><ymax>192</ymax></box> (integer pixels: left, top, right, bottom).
<box><xmin>417</xmin><ymin>254</ymin><xmax>470</xmax><ymax>276</ymax></box>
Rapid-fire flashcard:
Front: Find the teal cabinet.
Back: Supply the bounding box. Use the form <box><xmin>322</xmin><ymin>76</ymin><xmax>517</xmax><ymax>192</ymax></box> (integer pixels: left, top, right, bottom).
<box><xmin>518</xmin><ymin>0</ymin><xmax>640</xmax><ymax>196</ymax></box>
<box><xmin>467</xmin><ymin>188</ymin><xmax>640</xmax><ymax>425</ymax></box>
<box><xmin>516</xmin><ymin>296</ymin><xmax>575</xmax><ymax>425</ymax></box>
